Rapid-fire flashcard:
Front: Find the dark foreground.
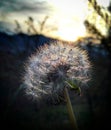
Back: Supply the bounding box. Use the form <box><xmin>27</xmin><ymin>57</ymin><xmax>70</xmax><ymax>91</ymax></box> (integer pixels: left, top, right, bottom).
<box><xmin>0</xmin><ymin>34</ymin><xmax>111</xmax><ymax>130</ymax></box>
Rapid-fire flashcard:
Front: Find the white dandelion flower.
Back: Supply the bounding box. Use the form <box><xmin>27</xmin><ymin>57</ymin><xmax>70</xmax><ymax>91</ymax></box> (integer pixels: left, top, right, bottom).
<box><xmin>23</xmin><ymin>41</ymin><xmax>91</xmax><ymax>104</ymax></box>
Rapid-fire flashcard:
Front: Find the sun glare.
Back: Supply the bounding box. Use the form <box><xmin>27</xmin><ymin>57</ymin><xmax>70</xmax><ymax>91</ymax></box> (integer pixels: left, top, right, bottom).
<box><xmin>58</xmin><ymin>22</ymin><xmax>86</xmax><ymax>41</ymax></box>
<box><xmin>47</xmin><ymin>0</ymin><xmax>88</xmax><ymax>41</ymax></box>
<box><xmin>47</xmin><ymin>0</ymin><xmax>110</xmax><ymax>41</ymax></box>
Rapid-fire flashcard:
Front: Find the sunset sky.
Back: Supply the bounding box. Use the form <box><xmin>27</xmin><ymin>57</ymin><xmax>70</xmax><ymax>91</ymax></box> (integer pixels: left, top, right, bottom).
<box><xmin>0</xmin><ymin>0</ymin><xmax>110</xmax><ymax>41</ymax></box>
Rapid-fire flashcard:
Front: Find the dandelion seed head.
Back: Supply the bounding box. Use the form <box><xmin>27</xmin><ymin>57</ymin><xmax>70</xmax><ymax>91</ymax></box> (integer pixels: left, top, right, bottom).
<box><xmin>23</xmin><ymin>41</ymin><xmax>91</xmax><ymax>104</ymax></box>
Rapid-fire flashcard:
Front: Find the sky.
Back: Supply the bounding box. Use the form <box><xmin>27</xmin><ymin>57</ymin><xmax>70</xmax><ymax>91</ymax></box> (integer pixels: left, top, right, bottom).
<box><xmin>0</xmin><ymin>0</ymin><xmax>110</xmax><ymax>41</ymax></box>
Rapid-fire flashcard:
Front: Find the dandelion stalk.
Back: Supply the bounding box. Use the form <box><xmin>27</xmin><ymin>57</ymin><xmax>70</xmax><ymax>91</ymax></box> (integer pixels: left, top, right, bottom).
<box><xmin>64</xmin><ymin>86</ymin><xmax>78</xmax><ymax>130</ymax></box>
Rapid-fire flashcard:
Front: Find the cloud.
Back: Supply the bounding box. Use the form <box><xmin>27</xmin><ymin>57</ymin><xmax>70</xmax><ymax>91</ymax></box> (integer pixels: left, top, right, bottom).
<box><xmin>0</xmin><ymin>0</ymin><xmax>51</xmax><ymax>16</ymax></box>
<box><xmin>0</xmin><ymin>21</ymin><xmax>16</xmax><ymax>34</ymax></box>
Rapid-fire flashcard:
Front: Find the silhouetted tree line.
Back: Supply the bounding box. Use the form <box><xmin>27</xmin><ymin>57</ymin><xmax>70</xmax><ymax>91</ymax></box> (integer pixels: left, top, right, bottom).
<box><xmin>84</xmin><ymin>0</ymin><xmax>111</xmax><ymax>55</ymax></box>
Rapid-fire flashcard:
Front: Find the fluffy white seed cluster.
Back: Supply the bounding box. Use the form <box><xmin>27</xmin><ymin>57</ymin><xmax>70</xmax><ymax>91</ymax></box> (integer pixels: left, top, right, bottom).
<box><xmin>23</xmin><ymin>42</ymin><xmax>91</xmax><ymax>104</ymax></box>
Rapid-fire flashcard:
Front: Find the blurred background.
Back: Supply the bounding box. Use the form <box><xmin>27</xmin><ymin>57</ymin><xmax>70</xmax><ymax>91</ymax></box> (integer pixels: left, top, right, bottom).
<box><xmin>0</xmin><ymin>0</ymin><xmax>111</xmax><ymax>130</ymax></box>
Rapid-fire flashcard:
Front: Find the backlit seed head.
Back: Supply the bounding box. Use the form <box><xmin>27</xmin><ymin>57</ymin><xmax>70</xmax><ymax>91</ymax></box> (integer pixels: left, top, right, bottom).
<box><xmin>23</xmin><ymin>41</ymin><xmax>91</xmax><ymax>104</ymax></box>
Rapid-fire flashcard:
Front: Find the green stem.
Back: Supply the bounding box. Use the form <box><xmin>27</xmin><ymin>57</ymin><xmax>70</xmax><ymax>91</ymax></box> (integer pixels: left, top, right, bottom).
<box><xmin>64</xmin><ymin>87</ymin><xmax>79</xmax><ymax>130</ymax></box>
